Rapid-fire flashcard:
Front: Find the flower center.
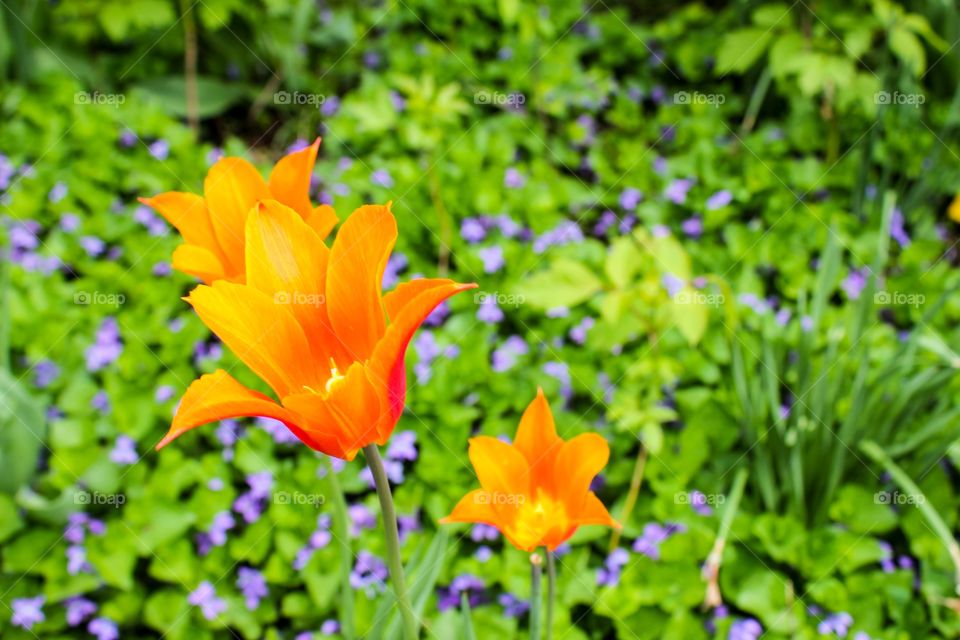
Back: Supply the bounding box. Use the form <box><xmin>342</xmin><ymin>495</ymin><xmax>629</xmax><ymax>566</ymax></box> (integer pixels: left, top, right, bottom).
<box><xmin>324</xmin><ymin>358</ymin><xmax>346</xmax><ymax>394</ymax></box>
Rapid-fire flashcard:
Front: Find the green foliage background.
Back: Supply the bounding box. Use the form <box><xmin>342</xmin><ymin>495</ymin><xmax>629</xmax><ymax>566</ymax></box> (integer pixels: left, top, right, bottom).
<box><xmin>2</xmin><ymin>0</ymin><xmax>960</xmax><ymax>638</ymax></box>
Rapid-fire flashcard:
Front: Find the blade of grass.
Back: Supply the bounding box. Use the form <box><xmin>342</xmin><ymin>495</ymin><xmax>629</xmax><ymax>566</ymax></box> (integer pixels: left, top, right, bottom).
<box><xmin>326</xmin><ymin>461</ymin><xmax>355</xmax><ymax>640</ymax></box>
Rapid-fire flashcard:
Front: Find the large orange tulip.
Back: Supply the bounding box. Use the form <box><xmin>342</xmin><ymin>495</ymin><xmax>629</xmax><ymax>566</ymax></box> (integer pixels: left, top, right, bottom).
<box><xmin>441</xmin><ymin>389</ymin><xmax>619</xmax><ymax>551</ymax></box>
<box><xmin>156</xmin><ymin>199</ymin><xmax>475</xmax><ymax>460</ymax></box>
<box><xmin>139</xmin><ymin>138</ymin><xmax>338</xmax><ymax>284</ymax></box>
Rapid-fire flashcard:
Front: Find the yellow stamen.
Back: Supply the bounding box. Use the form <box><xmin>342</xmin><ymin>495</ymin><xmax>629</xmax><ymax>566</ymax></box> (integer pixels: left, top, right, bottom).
<box><xmin>325</xmin><ymin>358</ymin><xmax>345</xmax><ymax>394</ymax></box>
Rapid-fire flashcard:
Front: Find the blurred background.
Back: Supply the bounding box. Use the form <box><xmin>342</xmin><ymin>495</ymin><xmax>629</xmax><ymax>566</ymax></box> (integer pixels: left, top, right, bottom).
<box><xmin>3</xmin><ymin>0</ymin><xmax>960</xmax><ymax>638</ymax></box>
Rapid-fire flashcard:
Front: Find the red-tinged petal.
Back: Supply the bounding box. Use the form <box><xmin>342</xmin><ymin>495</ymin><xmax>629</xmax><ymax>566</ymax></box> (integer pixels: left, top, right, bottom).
<box><xmin>305</xmin><ymin>204</ymin><xmax>338</xmax><ymax>239</ymax></box>
<box><xmin>171</xmin><ymin>244</ymin><xmax>228</xmax><ymax>284</ymax></box>
<box><xmin>282</xmin><ymin>361</ymin><xmax>385</xmax><ymax>460</ymax></box>
<box><xmin>186</xmin><ymin>281</ymin><xmax>321</xmax><ymax>397</ymax></box>
<box><xmin>138</xmin><ymin>193</ymin><xmax>226</xmax><ymax>264</ymax></box>
<box><xmin>326</xmin><ymin>204</ymin><xmax>397</xmax><ymax>361</ymax></box>
<box><xmin>370</xmin><ymin>280</ymin><xmax>477</xmax><ymax>423</ymax></box>
<box><xmin>245</xmin><ymin>200</ymin><xmax>349</xmax><ymax>367</ymax></box>
<box><xmin>468</xmin><ymin>436</ymin><xmax>530</xmax><ymax>499</ymax></box>
<box><xmin>512</xmin><ymin>388</ymin><xmax>564</xmax><ymax>489</ymax></box>
<box><xmin>542</xmin><ymin>526</ymin><xmax>579</xmax><ymax>551</ymax></box>
<box><xmin>268</xmin><ymin>138</ymin><xmax>320</xmax><ymax>218</ymax></box>
<box><xmin>204</xmin><ymin>157</ymin><xmax>270</xmax><ymax>276</ymax></box>
<box><xmin>382</xmin><ymin>278</ymin><xmax>458</xmax><ymax>320</ymax></box>
<box><xmin>553</xmin><ymin>433</ymin><xmax>610</xmax><ymax>512</ymax></box>
<box><xmin>570</xmin><ymin>492</ymin><xmax>620</xmax><ymax>528</ymax></box>
<box><xmin>159</xmin><ymin>370</ymin><xmax>299</xmax><ymax>449</ymax></box>
<box><xmin>439</xmin><ymin>490</ymin><xmax>500</xmax><ymax>525</ymax></box>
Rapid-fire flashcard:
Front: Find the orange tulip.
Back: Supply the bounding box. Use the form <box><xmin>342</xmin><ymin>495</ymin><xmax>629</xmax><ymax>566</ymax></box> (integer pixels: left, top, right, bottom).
<box><xmin>156</xmin><ymin>199</ymin><xmax>476</xmax><ymax>460</ymax></box>
<box><xmin>441</xmin><ymin>389</ymin><xmax>620</xmax><ymax>551</ymax></box>
<box><xmin>139</xmin><ymin>138</ymin><xmax>338</xmax><ymax>284</ymax></box>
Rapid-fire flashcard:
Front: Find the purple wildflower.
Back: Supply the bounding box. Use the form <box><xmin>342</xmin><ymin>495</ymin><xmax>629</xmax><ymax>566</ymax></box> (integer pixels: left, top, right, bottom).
<box><xmin>842</xmin><ymin>269</ymin><xmax>869</xmax><ymax>300</ymax></box>
<box><xmin>382</xmin><ymin>252</ymin><xmax>408</xmax><ymax>289</ymax></box>
<box><xmin>109</xmin><ymin>435</ymin><xmax>138</xmax><ymax>465</ymax></box>
<box><xmin>371</xmin><ymin>169</ymin><xmax>394</xmax><ymax>188</ymax></box>
<box><xmin>461</xmin><ymin>217</ymin><xmax>487</xmax><ymax>243</ymax></box>
<box><xmin>11</xmin><ymin>595</ymin><xmax>45</xmax><ymax>630</ymax></box>
<box><xmin>543</xmin><ymin>361</ymin><xmax>572</xmax><ymax>403</ymax></box>
<box><xmin>706</xmin><ymin>190</ymin><xmax>733</xmax><ymax>210</ymax></box>
<box><xmin>681</xmin><ymin>216</ymin><xmax>703</xmax><ymax>238</ymax></box>
<box><xmin>33</xmin><ymin>359</ymin><xmax>59</xmax><ymax>388</ymax></box>
<box><xmin>188</xmin><ymin>582</ymin><xmax>227</xmax><ymax>620</ymax></box>
<box><xmin>891</xmin><ymin>208</ymin><xmax>910</xmax><ymax>248</ymax></box>
<box><xmin>491</xmin><ymin>335</ymin><xmax>529</xmax><ymax>372</ymax></box>
<box><xmin>49</xmin><ymin>182</ymin><xmax>68</xmax><ymax>203</ymax></box>
<box><xmin>237</xmin><ymin>566</ymin><xmax>269</xmax><ymax>610</ymax></box>
<box><xmin>817</xmin><ymin>612</ymin><xmax>853</xmax><ymax>637</ymax></box>
<box><xmin>477</xmin><ymin>296</ymin><xmax>504</xmax><ymax>324</ymax></box>
<box><xmin>64</xmin><ymin>597</ymin><xmax>97</xmax><ymax>626</ymax></box>
<box><xmin>729</xmin><ymin>618</ymin><xmax>763</xmax><ymax>640</ymax></box>
<box><xmin>504</xmin><ymin>167</ymin><xmax>526</xmax><ymax>189</ymax></box>
<box><xmin>499</xmin><ymin>593</ymin><xmax>530</xmax><ymax>617</ymax></box>
<box><xmin>350</xmin><ymin>552</ymin><xmax>389</xmax><ymax>595</ymax></box>
<box><xmin>478</xmin><ymin>245</ymin><xmax>505</xmax><ymax>273</ymax></box>
<box><xmin>533</xmin><ymin>220</ymin><xmax>584</xmax><ymax>254</ymax></box>
<box><xmin>619</xmin><ymin>187</ymin><xmax>643</xmax><ymax>210</ymax></box>
<box><xmin>148</xmin><ymin>140</ymin><xmax>170</xmax><ymax>161</ymax></box>
<box><xmin>85</xmin><ymin>317</ymin><xmax>123</xmax><ymax>372</ymax></box>
<box><xmin>88</xmin><ymin>617</ymin><xmax>119</xmax><ymax>640</ymax></box>
<box><xmin>664</xmin><ymin>178</ymin><xmax>693</xmax><ymax>204</ymax></box>
<box><xmin>569</xmin><ymin>317</ymin><xmax>595</xmax><ymax>345</ymax></box>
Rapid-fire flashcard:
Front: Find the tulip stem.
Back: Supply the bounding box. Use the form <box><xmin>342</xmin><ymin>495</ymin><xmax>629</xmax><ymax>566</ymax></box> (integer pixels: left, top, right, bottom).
<box><xmin>325</xmin><ymin>459</ymin><xmax>355</xmax><ymax>640</ymax></box>
<box><xmin>545</xmin><ymin>551</ymin><xmax>556</xmax><ymax>640</ymax></box>
<box><xmin>363</xmin><ymin>444</ymin><xmax>418</xmax><ymax>640</ymax></box>
<box><xmin>530</xmin><ymin>552</ymin><xmax>543</xmax><ymax>640</ymax></box>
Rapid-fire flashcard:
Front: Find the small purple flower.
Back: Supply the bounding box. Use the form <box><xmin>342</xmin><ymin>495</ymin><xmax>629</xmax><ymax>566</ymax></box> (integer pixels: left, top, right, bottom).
<box><xmin>153</xmin><ymin>262</ymin><xmax>172</xmax><ymax>276</ymax></box>
<box><xmin>109</xmin><ymin>435</ymin><xmax>138</xmax><ymax>465</ymax></box>
<box><xmin>11</xmin><ymin>595</ymin><xmax>45</xmax><ymax>630</ymax></box>
<box><xmin>237</xmin><ymin>566</ymin><xmax>269</xmax><ymax>610</ymax></box>
<box><xmin>569</xmin><ymin>317</ymin><xmax>595</xmax><ymax>345</ymax></box>
<box><xmin>67</xmin><ymin>545</ymin><xmax>91</xmax><ymax>575</ymax></box>
<box><xmin>33</xmin><ymin>359</ymin><xmax>60</xmax><ymax>388</ymax></box>
<box><xmin>382</xmin><ymin>252</ymin><xmax>408</xmax><ymax>289</ymax></box>
<box><xmin>188</xmin><ymin>582</ymin><xmax>227</xmax><ymax>620</ymax></box>
<box><xmin>729</xmin><ymin>618</ymin><xmax>763</xmax><ymax>640</ymax></box>
<box><xmin>664</xmin><ymin>178</ymin><xmax>693</xmax><ymax>204</ymax></box>
<box><xmin>321</xmin><ymin>619</ymin><xmax>341</xmax><ymax>635</ymax></box>
<box><xmin>688</xmin><ymin>490</ymin><xmax>713</xmax><ymax>516</ymax></box>
<box><xmin>499</xmin><ymin>593</ymin><xmax>529</xmax><ymax>618</ymax></box>
<box><xmin>543</xmin><ymin>361</ymin><xmax>572</xmax><ymax>403</ymax></box>
<box><xmin>371</xmin><ymin>169</ymin><xmax>394</xmax><ymax>188</ymax></box>
<box><xmin>88</xmin><ymin>617</ymin><xmax>119</xmax><ymax>640</ymax></box>
<box><xmin>155</xmin><ymin>385</ymin><xmax>175</xmax><ymax>403</ymax></box>
<box><xmin>817</xmin><ymin>612</ymin><xmax>853</xmax><ymax>637</ymax></box>
<box><xmin>119</xmin><ymin>129</ymin><xmax>137</xmax><ymax>147</ymax></box>
<box><xmin>775</xmin><ymin>308</ymin><xmax>792</xmax><ymax>326</ymax></box>
<box><xmin>64</xmin><ymin>597</ymin><xmax>97</xmax><ymax>626</ymax></box>
<box><xmin>60</xmin><ymin>213</ymin><xmax>80</xmax><ymax>232</ymax></box>
<box><xmin>706</xmin><ymin>190</ymin><xmax>733</xmax><ymax>210</ymax></box>
<box><xmin>478</xmin><ymin>245</ymin><xmax>505</xmax><ymax>273</ymax></box>
<box><xmin>461</xmin><ymin>217</ymin><xmax>487</xmax><ymax>243</ymax></box>
<box><xmin>350</xmin><ymin>551</ymin><xmax>389</xmax><ymax>595</ymax></box>
<box><xmin>619</xmin><ymin>187</ymin><xmax>643</xmax><ymax>210</ymax></box>
<box><xmin>596</xmin><ymin>547</ymin><xmax>630</xmax><ymax>587</ymax></box>
<box><xmin>386</xmin><ymin>430</ymin><xmax>417</xmax><ymax>461</ymax></box>
<box><xmin>662</xmin><ymin>273</ymin><xmax>685</xmax><ymax>298</ymax></box>
<box><xmin>800</xmin><ymin>315</ymin><xmax>814</xmax><ymax>332</ymax></box>
<box><xmin>594</xmin><ymin>210</ymin><xmax>618</xmax><ymax>236</ymax></box>
<box><xmin>49</xmin><ymin>182</ymin><xmax>68</xmax><ymax>203</ymax></box>
<box><xmin>349</xmin><ymin>504</ymin><xmax>377</xmax><ymax>537</ymax></box>
<box><xmin>681</xmin><ymin>216</ymin><xmax>703</xmax><ymax>238</ymax></box>
<box><xmin>477</xmin><ymin>296</ymin><xmax>504</xmax><ymax>324</ymax></box>
<box><xmin>891</xmin><ymin>208</ymin><xmax>910</xmax><ymax>248</ymax></box>
<box><xmin>148</xmin><ymin>140</ymin><xmax>170</xmax><ymax>161</ymax></box>
<box><xmin>207</xmin><ymin>510</ymin><xmax>235</xmax><ymax>547</ymax></box>
<box><xmin>533</xmin><ymin>221</ymin><xmax>584</xmax><ymax>254</ymax></box>
<box><xmin>321</xmin><ymin>96</ymin><xmax>341</xmax><ymax>117</ymax></box>
<box><xmin>504</xmin><ymin>167</ymin><xmax>526</xmax><ymax>189</ymax></box>
<box><xmin>842</xmin><ymin>269</ymin><xmax>869</xmax><ymax>301</ymax></box>
<box><xmin>491</xmin><ymin>335</ymin><xmax>529</xmax><ymax>372</ymax></box>
<box><xmin>85</xmin><ymin>317</ymin><xmax>123</xmax><ymax>372</ymax></box>
<box><xmin>471</xmin><ymin>523</ymin><xmax>500</xmax><ymax>542</ymax></box>
<box><xmin>389</xmin><ymin>90</ymin><xmax>406</xmax><ymax>112</ymax></box>
<box><xmin>437</xmin><ymin>575</ymin><xmax>485</xmax><ymax>611</ymax></box>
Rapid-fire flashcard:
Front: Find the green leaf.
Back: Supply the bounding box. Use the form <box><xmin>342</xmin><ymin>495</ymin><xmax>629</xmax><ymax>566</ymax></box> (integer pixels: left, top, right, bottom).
<box><xmin>516</xmin><ymin>259</ymin><xmax>604</xmax><ymax>308</ymax></box>
<box><xmin>0</xmin><ymin>370</ymin><xmax>46</xmax><ymax>493</ymax></box>
<box><xmin>889</xmin><ymin>26</ymin><xmax>925</xmax><ymax>76</ymax></box>
<box><xmin>671</xmin><ymin>287</ymin><xmax>708</xmax><ymax>345</ymax></box>
<box><xmin>605</xmin><ymin>237</ymin><xmax>644</xmax><ymax>289</ymax></box>
<box><xmin>135</xmin><ymin>76</ymin><xmax>251</xmax><ymax>119</ymax></box>
<box><xmin>715</xmin><ymin>28</ymin><xmax>773</xmax><ymax>74</ymax></box>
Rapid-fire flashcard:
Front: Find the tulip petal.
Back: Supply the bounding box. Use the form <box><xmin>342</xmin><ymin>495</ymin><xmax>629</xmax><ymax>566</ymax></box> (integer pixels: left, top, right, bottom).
<box><xmin>382</xmin><ymin>278</ymin><xmax>459</xmax><ymax>320</ymax></box>
<box><xmin>570</xmin><ymin>492</ymin><xmax>620</xmax><ymax>528</ymax></box>
<box><xmin>138</xmin><ymin>193</ymin><xmax>225</xmax><ymax>264</ymax></box>
<box><xmin>553</xmin><ymin>433</ymin><xmax>610</xmax><ymax>511</ymax></box>
<box><xmin>468</xmin><ymin>436</ymin><xmax>529</xmax><ymax>499</ymax></box>
<box><xmin>439</xmin><ymin>490</ymin><xmax>499</xmax><ymax>524</ymax></box>
<box><xmin>268</xmin><ymin>138</ymin><xmax>320</xmax><ymax>218</ymax></box>
<box><xmin>171</xmin><ymin>244</ymin><xmax>227</xmax><ymax>284</ymax></box>
<box><xmin>305</xmin><ymin>204</ymin><xmax>338</xmax><ymax>239</ymax></box>
<box><xmin>326</xmin><ymin>204</ymin><xmax>397</xmax><ymax>360</ymax></box>
<box><xmin>159</xmin><ymin>370</ymin><xmax>300</xmax><ymax>449</ymax></box>
<box><xmin>204</xmin><ymin>157</ymin><xmax>270</xmax><ymax>275</ymax></box>
<box><xmin>282</xmin><ymin>361</ymin><xmax>384</xmax><ymax>461</ymax></box>
<box><xmin>512</xmin><ymin>388</ymin><xmax>564</xmax><ymax>487</ymax></box>
<box><xmin>245</xmin><ymin>200</ymin><xmax>349</xmax><ymax>367</ymax></box>
<box><xmin>186</xmin><ymin>281</ymin><xmax>320</xmax><ymax>397</ymax></box>
<box><xmin>370</xmin><ymin>279</ymin><xmax>477</xmax><ymax>425</ymax></box>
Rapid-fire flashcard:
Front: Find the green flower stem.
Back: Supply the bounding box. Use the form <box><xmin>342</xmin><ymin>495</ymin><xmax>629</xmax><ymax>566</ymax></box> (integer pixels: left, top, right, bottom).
<box><xmin>363</xmin><ymin>444</ymin><xmax>418</xmax><ymax>639</ymax></box>
<box><xmin>545</xmin><ymin>551</ymin><xmax>556</xmax><ymax>640</ymax></box>
<box><xmin>530</xmin><ymin>552</ymin><xmax>543</xmax><ymax>640</ymax></box>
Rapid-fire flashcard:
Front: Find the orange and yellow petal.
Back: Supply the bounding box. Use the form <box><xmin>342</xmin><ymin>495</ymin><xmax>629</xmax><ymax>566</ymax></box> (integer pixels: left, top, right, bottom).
<box><xmin>268</xmin><ymin>138</ymin><xmax>321</xmax><ymax>219</ymax></box>
<box><xmin>186</xmin><ymin>281</ymin><xmax>320</xmax><ymax>397</ymax></box>
<box><xmin>370</xmin><ymin>279</ymin><xmax>477</xmax><ymax>423</ymax></box>
<box><xmin>305</xmin><ymin>204</ymin><xmax>338</xmax><ymax>239</ymax></box>
<box><xmin>570</xmin><ymin>492</ymin><xmax>620</xmax><ymax>528</ymax></box>
<box><xmin>159</xmin><ymin>370</ymin><xmax>300</xmax><ymax>449</ymax></box>
<box><xmin>512</xmin><ymin>388</ymin><xmax>564</xmax><ymax>488</ymax></box>
<box><xmin>138</xmin><ymin>192</ymin><xmax>226</xmax><ymax>265</ymax></box>
<box><xmin>326</xmin><ymin>204</ymin><xmax>397</xmax><ymax>360</ymax></box>
<box><xmin>171</xmin><ymin>244</ymin><xmax>228</xmax><ymax>284</ymax></box>
<box><xmin>468</xmin><ymin>436</ymin><xmax>530</xmax><ymax>499</ymax></box>
<box><xmin>439</xmin><ymin>489</ymin><xmax>500</xmax><ymax>525</ymax></box>
<box><xmin>553</xmin><ymin>433</ymin><xmax>610</xmax><ymax>512</ymax></box>
<box><xmin>204</xmin><ymin>157</ymin><xmax>270</xmax><ymax>275</ymax></box>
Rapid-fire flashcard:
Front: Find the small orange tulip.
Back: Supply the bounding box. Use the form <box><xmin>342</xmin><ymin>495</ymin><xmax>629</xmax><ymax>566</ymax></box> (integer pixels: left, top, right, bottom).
<box><xmin>139</xmin><ymin>138</ymin><xmax>338</xmax><ymax>284</ymax></box>
<box><xmin>441</xmin><ymin>389</ymin><xmax>620</xmax><ymax>551</ymax></box>
<box><xmin>156</xmin><ymin>199</ymin><xmax>475</xmax><ymax>460</ymax></box>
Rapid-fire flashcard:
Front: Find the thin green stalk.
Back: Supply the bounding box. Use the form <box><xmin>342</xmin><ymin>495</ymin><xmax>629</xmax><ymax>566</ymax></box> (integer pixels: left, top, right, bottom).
<box><xmin>529</xmin><ymin>553</ymin><xmax>543</xmax><ymax>640</ymax></box>
<box><xmin>363</xmin><ymin>444</ymin><xmax>418</xmax><ymax>640</ymax></box>
<box><xmin>0</xmin><ymin>249</ymin><xmax>9</xmax><ymax>372</ymax></box>
<box><xmin>325</xmin><ymin>459</ymin><xmax>355</xmax><ymax>640</ymax></box>
<box><xmin>702</xmin><ymin>468</ymin><xmax>748</xmax><ymax>609</ymax></box>
<box><xmin>545</xmin><ymin>551</ymin><xmax>556</xmax><ymax>640</ymax></box>
<box><xmin>740</xmin><ymin>65</ymin><xmax>772</xmax><ymax>133</ymax></box>
<box><xmin>861</xmin><ymin>440</ymin><xmax>960</xmax><ymax>595</ymax></box>
<box><xmin>609</xmin><ymin>445</ymin><xmax>646</xmax><ymax>551</ymax></box>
